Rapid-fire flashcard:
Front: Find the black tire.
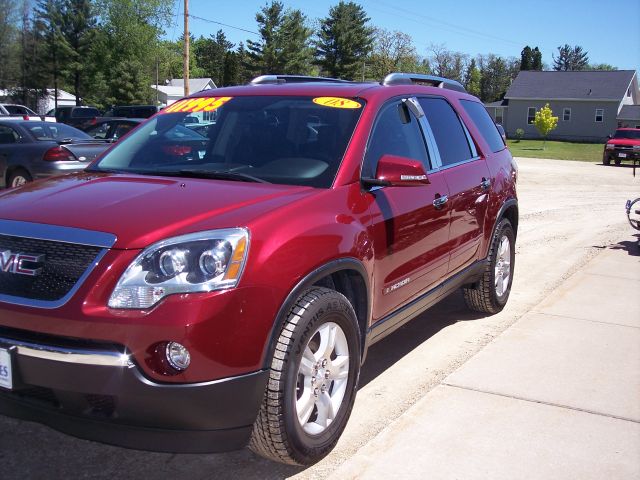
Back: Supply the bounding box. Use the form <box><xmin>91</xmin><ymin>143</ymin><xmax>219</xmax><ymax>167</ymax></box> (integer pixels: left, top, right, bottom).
<box><xmin>249</xmin><ymin>287</ymin><xmax>361</xmax><ymax>465</ymax></box>
<box><xmin>463</xmin><ymin>218</ymin><xmax>515</xmax><ymax>314</ymax></box>
<box><xmin>614</xmin><ymin>157</ymin><xmax>622</xmax><ymax>166</ymax></box>
<box><xmin>603</xmin><ymin>155</ymin><xmax>611</xmax><ymax>166</ymax></box>
<box><xmin>8</xmin><ymin>168</ymin><xmax>32</xmax><ymax>188</ymax></box>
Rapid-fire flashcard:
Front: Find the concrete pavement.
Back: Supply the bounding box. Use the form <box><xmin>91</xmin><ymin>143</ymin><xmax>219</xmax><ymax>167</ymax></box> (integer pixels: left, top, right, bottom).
<box><xmin>330</xmin><ymin>237</ymin><xmax>640</xmax><ymax>479</ymax></box>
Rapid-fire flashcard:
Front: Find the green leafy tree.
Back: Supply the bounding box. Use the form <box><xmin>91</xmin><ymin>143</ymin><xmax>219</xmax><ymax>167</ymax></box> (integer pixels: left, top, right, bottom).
<box><xmin>279</xmin><ymin>9</ymin><xmax>313</xmax><ymax>74</ymax></box>
<box><xmin>428</xmin><ymin>44</ymin><xmax>468</xmax><ymax>82</ymax></box>
<box><xmin>588</xmin><ymin>63</ymin><xmax>617</xmax><ymax>71</ymax></box>
<box><xmin>316</xmin><ymin>1</ymin><xmax>374</xmax><ymax>80</ymax></box>
<box><xmin>368</xmin><ymin>28</ymin><xmax>419</xmax><ymax>79</ymax></box>
<box><xmin>35</xmin><ymin>0</ymin><xmax>72</xmax><ymax>108</ymax></box>
<box><xmin>0</xmin><ymin>0</ymin><xmax>19</xmax><ymax>88</ymax></box>
<box><xmin>464</xmin><ymin>58</ymin><xmax>481</xmax><ymax>97</ymax></box>
<box><xmin>60</xmin><ymin>0</ymin><xmax>96</xmax><ymax>105</ymax></box>
<box><xmin>533</xmin><ymin>104</ymin><xmax>558</xmax><ymax>148</ymax></box>
<box><xmin>553</xmin><ymin>44</ymin><xmax>589</xmax><ymax>71</ymax></box>
<box><xmin>520</xmin><ymin>45</ymin><xmax>532</xmax><ymax>70</ymax></box>
<box><xmin>194</xmin><ymin>30</ymin><xmax>233</xmax><ymax>86</ymax></box>
<box><xmin>478</xmin><ymin>54</ymin><xmax>511</xmax><ymax>102</ymax></box>
<box><xmin>246</xmin><ymin>1</ymin><xmax>313</xmax><ymax>76</ymax></box>
<box><xmin>531</xmin><ymin>47</ymin><xmax>542</xmax><ymax>70</ymax></box>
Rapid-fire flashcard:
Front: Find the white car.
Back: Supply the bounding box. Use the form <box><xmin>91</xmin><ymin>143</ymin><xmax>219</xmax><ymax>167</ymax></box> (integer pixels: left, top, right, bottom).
<box><xmin>0</xmin><ymin>104</ymin><xmax>56</xmax><ymax>122</ymax></box>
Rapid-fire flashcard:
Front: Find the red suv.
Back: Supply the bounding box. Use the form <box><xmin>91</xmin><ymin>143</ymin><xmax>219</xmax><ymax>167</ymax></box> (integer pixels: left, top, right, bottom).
<box><xmin>0</xmin><ymin>74</ymin><xmax>517</xmax><ymax>465</ymax></box>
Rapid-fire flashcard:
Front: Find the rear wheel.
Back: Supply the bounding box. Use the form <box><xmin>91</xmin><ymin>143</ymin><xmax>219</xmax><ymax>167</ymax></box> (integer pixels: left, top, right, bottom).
<box><xmin>8</xmin><ymin>169</ymin><xmax>31</xmax><ymax>188</ymax></box>
<box><xmin>463</xmin><ymin>218</ymin><xmax>515</xmax><ymax>314</ymax></box>
<box><xmin>249</xmin><ymin>287</ymin><xmax>361</xmax><ymax>465</ymax></box>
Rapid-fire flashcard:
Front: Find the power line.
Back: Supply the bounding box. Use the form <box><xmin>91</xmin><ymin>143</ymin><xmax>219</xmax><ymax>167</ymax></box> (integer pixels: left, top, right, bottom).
<box><xmin>185</xmin><ymin>13</ymin><xmax>260</xmax><ymax>36</ymax></box>
<box><xmin>369</xmin><ymin>0</ymin><xmax>522</xmax><ymax>47</ymax></box>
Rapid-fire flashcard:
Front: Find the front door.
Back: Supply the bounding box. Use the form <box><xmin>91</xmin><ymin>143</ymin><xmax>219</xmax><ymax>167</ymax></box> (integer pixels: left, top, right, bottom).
<box><xmin>363</xmin><ymin>100</ymin><xmax>451</xmax><ymax>322</ymax></box>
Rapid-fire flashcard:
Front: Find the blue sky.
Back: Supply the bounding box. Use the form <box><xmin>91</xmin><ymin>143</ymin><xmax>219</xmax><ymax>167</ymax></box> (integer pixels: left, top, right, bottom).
<box><xmin>170</xmin><ymin>0</ymin><xmax>640</xmax><ymax>71</ymax></box>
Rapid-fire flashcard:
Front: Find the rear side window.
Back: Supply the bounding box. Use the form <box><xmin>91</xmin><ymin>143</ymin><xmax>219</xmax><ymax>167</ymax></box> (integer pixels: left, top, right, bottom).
<box><xmin>419</xmin><ymin>98</ymin><xmax>473</xmax><ymax>167</ymax></box>
<box><xmin>363</xmin><ymin>102</ymin><xmax>429</xmax><ymax>177</ymax></box>
<box><xmin>72</xmin><ymin>108</ymin><xmax>100</xmax><ymax>118</ymax></box>
<box><xmin>0</xmin><ymin>126</ymin><xmax>19</xmax><ymax>144</ymax></box>
<box><xmin>460</xmin><ymin>100</ymin><xmax>506</xmax><ymax>153</ymax></box>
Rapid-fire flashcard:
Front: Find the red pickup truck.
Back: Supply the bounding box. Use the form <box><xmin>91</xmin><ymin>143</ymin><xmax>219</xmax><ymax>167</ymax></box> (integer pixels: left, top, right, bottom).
<box><xmin>603</xmin><ymin>128</ymin><xmax>640</xmax><ymax>165</ymax></box>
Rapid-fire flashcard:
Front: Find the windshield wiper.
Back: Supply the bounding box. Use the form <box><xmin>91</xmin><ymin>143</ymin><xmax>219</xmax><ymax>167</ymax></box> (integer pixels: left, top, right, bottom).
<box><xmin>176</xmin><ymin>170</ymin><xmax>270</xmax><ymax>183</ymax></box>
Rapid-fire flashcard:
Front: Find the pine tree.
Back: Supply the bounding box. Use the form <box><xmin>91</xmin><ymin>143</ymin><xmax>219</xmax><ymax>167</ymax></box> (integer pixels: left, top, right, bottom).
<box><xmin>553</xmin><ymin>44</ymin><xmax>589</xmax><ymax>71</ymax></box>
<box><xmin>316</xmin><ymin>1</ymin><xmax>374</xmax><ymax>80</ymax></box>
<box><xmin>464</xmin><ymin>58</ymin><xmax>481</xmax><ymax>97</ymax></box>
<box><xmin>520</xmin><ymin>46</ymin><xmax>532</xmax><ymax>70</ymax></box>
<box><xmin>246</xmin><ymin>1</ymin><xmax>286</xmax><ymax>74</ymax></box>
<box><xmin>531</xmin><ymin>47</ymin><xmax>542</xmax><ymax>70</ymax></box>
<box><xmin>279</xmin><ymin>9</ymin><xmax>313</xmax><ymax>74</ymax></box>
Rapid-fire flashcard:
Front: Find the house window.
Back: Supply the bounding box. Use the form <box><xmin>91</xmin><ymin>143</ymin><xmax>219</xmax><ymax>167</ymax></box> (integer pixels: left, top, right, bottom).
<box><xmin>563</xmin><ymin>108</ymin><xmax>571</xmax><ymax>122</ymax></box>
<box><xmin>527</xmin><ymin>107</ymin><xmax>536</xmax><ymax>125</ymax></box>
<box><xmin>495</xmin><ymin>107</ymin><xmax>504</xmax><ymax>125</ymax></box>
<box><xmin>595</xmin><ymin>108</ymin><xmax>604</xmax><ymax>122</ymax></box>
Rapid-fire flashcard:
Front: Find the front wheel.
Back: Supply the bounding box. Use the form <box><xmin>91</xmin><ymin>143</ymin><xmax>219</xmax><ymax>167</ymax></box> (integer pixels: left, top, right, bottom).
<box><xmin>249</xmin><ymin>287</ymin><xmax>361</xmax><ymax>465</ymax></box>
<box><xmin>463</xmin><ymin>218</ymin><xmax>515</xmax><ymax>314</ymax></box>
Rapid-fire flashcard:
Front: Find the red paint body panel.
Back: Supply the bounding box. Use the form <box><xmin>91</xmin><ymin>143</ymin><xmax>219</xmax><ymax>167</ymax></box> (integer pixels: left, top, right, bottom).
<box><xmin>0</xmin><ymin>81</ymin><xmax>517</xmax><ymax>390</ymax></box>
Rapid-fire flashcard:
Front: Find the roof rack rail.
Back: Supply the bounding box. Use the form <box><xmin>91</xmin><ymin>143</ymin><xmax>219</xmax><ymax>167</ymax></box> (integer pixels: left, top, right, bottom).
<box><xmin>382</xmin><ymin>73</ymin><xmax>466</xmax><ymax>93</ymax></box>
<box><xmin>250</xmin><ymin>75</ymin><xmax>353</xmax><ymax>85</ymax></box>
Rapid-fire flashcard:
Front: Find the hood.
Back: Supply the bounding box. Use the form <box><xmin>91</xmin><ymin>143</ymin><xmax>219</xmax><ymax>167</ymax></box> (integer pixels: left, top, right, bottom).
<box><xmin>607</xmin><ymin>138</ymin><xmax>640</xmax><ymax>146</ymax></box>
<box><xmin>0</xmin><ymin>172</ymin><xmax>318</xmax><ymax>249</ymax></box>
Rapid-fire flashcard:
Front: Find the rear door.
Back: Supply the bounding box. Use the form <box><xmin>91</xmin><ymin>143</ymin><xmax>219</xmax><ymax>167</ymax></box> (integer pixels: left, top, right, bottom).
<box><xmin>418</xmin><ymin>97</ymin><xmax>491</xmax><ymax>275</ymax></box>
<box><xmin>0</xmin><ymin>124</ymin><xmax>23</xmax><ymax>187</ymax></box>
<box><xmin>364</xmin><ymin>98</ymin><xmax>451</xmax><ymax>321</ymax></box>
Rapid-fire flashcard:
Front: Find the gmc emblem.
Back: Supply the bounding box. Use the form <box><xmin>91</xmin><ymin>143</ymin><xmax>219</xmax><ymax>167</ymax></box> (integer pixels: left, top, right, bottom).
<box><xmin>0</xmin><ymin>249</ymin><xmax>45</xmax><ymax>276</ymax></box>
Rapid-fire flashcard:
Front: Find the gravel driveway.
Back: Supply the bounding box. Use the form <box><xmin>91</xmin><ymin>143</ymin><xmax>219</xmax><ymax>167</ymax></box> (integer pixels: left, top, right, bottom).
<box><xmin>0</xmin><ymin>157</ymin><xmax>637</xmax><ymax>480</ymax></box>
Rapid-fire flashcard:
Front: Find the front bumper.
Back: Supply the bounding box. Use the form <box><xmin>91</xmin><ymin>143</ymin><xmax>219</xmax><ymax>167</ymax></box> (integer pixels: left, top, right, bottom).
<box><xmin>604</xmin><ymin>147</ymin><xmax>640</xmax><ymax>162</ymax></box>
<box><xmin>0</xmin><ymin>331</ymin><xmax>268</xmax><ymax>453</ymax></box>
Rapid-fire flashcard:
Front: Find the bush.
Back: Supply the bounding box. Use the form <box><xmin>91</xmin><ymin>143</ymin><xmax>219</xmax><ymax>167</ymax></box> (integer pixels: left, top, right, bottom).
<box><xmin>515</xmin><ymin>128</ymin><xmax>524</xmax><ymax>142</ymax></box>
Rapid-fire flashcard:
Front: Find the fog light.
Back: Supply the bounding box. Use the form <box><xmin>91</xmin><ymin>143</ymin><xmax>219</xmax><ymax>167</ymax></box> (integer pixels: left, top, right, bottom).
<box><xmin>165</xmin><ymin>342</ymin><xmax>191</xmax><ymax>371</ymax></box>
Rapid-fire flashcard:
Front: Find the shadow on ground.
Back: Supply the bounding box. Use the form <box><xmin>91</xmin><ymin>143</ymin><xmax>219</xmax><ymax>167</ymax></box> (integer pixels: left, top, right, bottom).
<box><xmin>0</xmin><ymin>292</ymin><xmax>482</xmax><ymax>480</ymax></box>
<box><xmin>598</xmin><ymin>235</ymin><xmax>640</xmax><ymax>257</ymax></box>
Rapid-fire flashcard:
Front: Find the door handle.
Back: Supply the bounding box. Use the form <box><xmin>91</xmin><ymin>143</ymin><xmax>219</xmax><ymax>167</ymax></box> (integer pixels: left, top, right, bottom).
<box><xmin>433</xmin><ymin>194</ymin><xmax>448</xmax><ymax>210</ymax></box>
<box><xmin>480</xmin><ymin>177</ymin><xmax>491</xmax><ymax>191</ymax></box>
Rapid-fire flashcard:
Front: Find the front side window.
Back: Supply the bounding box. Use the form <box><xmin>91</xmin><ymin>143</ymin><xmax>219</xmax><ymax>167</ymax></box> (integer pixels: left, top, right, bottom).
<box><xmin>563</xmin><ymin>108</ymin><xmax>571</xmax><ymax>122</ymax></box>
<box><xmin>420</xmin><ymin>97</ymin><xmax>473</xmax><ymax>167</ymax></box>
<box><xmin>595</xmin><ymin>108</ymin><xmax>604</xmax><ymax>122</ymax></box>
<box><xmin>93</xmin><ymin>96</ymin><xmax>364</xmax><ymax>188</ymax></box>
<box><xmin>527</xmin><ymin>107</ymin><xmax>536</xmax><ymax>125</ymax></box>
<box><xmin>362</xmin><ymin>101</ymin><xmax>430</xmax><ymax>178</ymax></box>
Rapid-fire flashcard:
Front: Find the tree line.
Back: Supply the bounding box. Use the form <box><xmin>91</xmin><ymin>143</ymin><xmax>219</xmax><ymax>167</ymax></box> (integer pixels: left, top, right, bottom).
<box><xmin>0</xmin><ymin>0</ymin><xmax>616</xmax><ymax>112</ymax></box>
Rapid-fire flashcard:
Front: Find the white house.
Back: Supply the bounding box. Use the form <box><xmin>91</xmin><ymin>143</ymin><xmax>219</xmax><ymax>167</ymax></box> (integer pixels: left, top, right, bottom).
<box><xmin>151</xmin><ymin>78</ymin><xmax>216</xmax><ymax>106</ymax></box>
<box><xmin>0</xmin><ymin>88</ymin><xmax>77</xmax><ymax>114</ymax></box>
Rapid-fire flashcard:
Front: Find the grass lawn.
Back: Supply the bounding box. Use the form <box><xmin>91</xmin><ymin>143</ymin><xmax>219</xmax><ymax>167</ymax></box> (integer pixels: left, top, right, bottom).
<box><xmin>506</xmin><ymin>139</ymin><xmax>603</xmax><ymax>162</ymax></box>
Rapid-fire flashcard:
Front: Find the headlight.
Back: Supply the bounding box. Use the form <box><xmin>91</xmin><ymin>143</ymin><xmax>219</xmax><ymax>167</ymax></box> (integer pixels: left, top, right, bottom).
<box><xmin>108</xmin><ymin>228</ymin><xmax>249</xmax><ymax>309</ymax></box>
<box><xmin>605</xmin><ymin>144</ymin><xmax>615</xmax><ymax>150</ymax></box>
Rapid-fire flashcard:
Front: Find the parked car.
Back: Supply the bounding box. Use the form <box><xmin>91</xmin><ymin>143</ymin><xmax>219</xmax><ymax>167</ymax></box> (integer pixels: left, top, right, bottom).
<box><xmin>51</xmin><ymin>105</ymin><xmax>101</xmax><ymax>129</ymax></box>
<box><xmin>0</xmin><ymin>73</ymin><xmax>518</xmax><ymax>465</ymax></box>
<box><xmin>603</xmin><ymin>128</ymin><xmax>640</xmax><ymax>165</ymax></box>
<box><xmin>102</xmin><ymin>105</ymin><xmax>160</xmax><ymax>119</ymax></box>
<box><xmin>0</xmin><ymin>103</ymin><xmax>55</xmax><ymax>122</ymax></box>
<box><xmin>0</xmin><ymin>120</ymin><xmax>111</xmax><ymax>187</ymax></box>
<box><xmin>81</xmin><ymin>117</ymin><xmax>143</xmax><ymax>141</ymax></box>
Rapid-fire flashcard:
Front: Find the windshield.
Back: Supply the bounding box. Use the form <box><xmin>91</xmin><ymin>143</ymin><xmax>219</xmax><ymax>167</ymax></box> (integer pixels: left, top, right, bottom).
<box><xmin>26</xmin><ymin>123</ymin><xmax>92</xmax><ymax>141</ymax></box>
<box><xmin>91</xmin><ymin>95</ymin><xmax>364</xmax><ymax>188</ymax></box>
<box><xmin>613</xmin><ymin>129</ymin><xmax>640</xmax><ymax>140</ymax></box>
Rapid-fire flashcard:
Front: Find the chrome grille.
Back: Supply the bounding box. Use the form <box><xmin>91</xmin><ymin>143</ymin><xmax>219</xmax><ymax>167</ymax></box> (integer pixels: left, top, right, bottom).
<box><xmin>0</xmin><ymin>234</ymin><xmax>102</xmax><ymax>302</ymax></box>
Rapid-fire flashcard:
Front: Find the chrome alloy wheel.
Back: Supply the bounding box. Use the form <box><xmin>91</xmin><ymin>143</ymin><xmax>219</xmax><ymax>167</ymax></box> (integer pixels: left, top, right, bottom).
<box><xmin>11</xmin><ymin>175</ymin><xmax>28</xmax><ymax>187</ymax></box>
<box><xmin>494</xmin><ymin>234</ymin><xmax>512</xmax><ymax>298</ymax></box>
<box><xmin>295</xmin><ymin>321</ymin><xmax>350</xmax><ymax>435</ymax></box>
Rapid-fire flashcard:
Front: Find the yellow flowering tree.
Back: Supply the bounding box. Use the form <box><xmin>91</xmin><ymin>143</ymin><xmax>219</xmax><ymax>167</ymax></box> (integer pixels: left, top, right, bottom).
<box><xmin>533</xmin><ymin>104</ymin><xmax>558</xmax><ymax>148</ymax></box>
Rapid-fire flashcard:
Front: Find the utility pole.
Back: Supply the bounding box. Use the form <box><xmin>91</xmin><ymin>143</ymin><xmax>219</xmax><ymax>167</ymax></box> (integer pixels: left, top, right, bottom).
<box><xmin>183</xmin><ymin>0</ymin><xmax>190</xmax><ymax>97</ymax></box>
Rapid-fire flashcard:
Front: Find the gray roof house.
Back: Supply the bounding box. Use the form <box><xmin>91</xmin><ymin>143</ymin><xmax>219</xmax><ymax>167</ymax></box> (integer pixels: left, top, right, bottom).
<box><xmin>150</xmin><ymin>78</ymin><xmax>217</xmax><ymax>106</ymax></box>
<box><xmin>485</xmin><ymin>70</ymin><xmax>639</xmax><ymax>142</ymax></box>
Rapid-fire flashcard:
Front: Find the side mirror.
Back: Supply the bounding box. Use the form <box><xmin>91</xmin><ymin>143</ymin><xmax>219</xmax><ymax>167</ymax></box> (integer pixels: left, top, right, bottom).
<box><xmin>362</xmin><ymin>154</ymin><xmax>429</xmax><ymax>188</ymax></box>
<box><xmin>496</xmin><ymin>124</ymin><xmax>507</xmax><ymax>143</ymax></box>
<box><xmin>607</xmin><ymin>134</ymin><xmax>612</xmax><ymax>139</ymax></box>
